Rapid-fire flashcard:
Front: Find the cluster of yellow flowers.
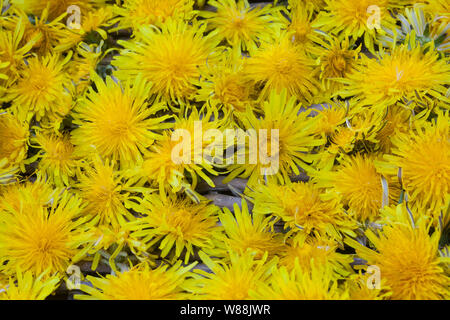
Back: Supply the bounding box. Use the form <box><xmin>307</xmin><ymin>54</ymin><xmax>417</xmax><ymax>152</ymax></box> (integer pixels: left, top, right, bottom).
<box><xmin>0</xmin><ymin>0</ymin><xmax>449</xmax><ymax>300</ymax></box>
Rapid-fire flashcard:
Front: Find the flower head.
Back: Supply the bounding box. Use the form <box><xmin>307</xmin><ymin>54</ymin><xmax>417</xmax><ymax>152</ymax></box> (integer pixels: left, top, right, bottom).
<box><xmin>126</xmin><ymin>193</ymin><xmax>222</xmax><ymax>264</ymax></box>
<box><xmin>0</xmin><ymin>112</ymin><xmax>28</xmax><ymax>171</ymax></box>
<box><xmin>200</xmin><ymin>0</ymin><xmax>283</xmax><ymax>53</ymax></box>
<box><xmin>77</xmin><ymin>261</ymin><xmax>194</xmax><ymax>300</ymax></box>
<box><xmin>225</xmin><ymin>90</ymin><xmax>326</xmax><ymax>187</ymax></box>
<box><xmin>250</xmin><ymin>263</ymin><xmax>348</xmax><ymax>300</ymax></box>
<box><xmin>0</xmin><ymin>269</ymin><xmax>60</xmax><ymax>300</ymax></box>
<box><xmin>32</xmin><ymin>132</ymin><xmax>81</xmax><ymax>187</ymax></box>
<box><xmin>5</xmin><ymin>53</ymin><xmax>73</xmax><ymax>122</ymax></box>
<box><xmin>218</xmin><ymin>200</ymin><xmax>284</xmax><ymax>260</ymax></box>
<box><xmin>186</xmin><ymin>250</ymin><xmax>276</xmax><ymax>300</ymax></box>
<box><xmin>376</xmin><ymin>111</ymin><xmax>450</xmax><ymax>219</ymax></box>
<box><xmin>340</xmin><ymin>43</ymin><xmax>450</xmax><ymax>111</ymax></box>
<box><xmin>71</xmin><ymin>73</ymin><xmax>171</xmax><ymax>168</ymax></box>
<box><xmin>251</xmin><ymin>180</ymin><xmax>357</xmax><ymax>241</ymax></box>
<box><xmin>244</xmin><ymin>33</ymin><xmax>319</xmax><ymax>103</ymax></box>
<box><xmin>75</xmin><ymin>156</ymin><xmax>144</xmax><ymax>228</ymax></box>
<box><xmin>113</xmin><ymin>19</ymin><xmax>220</xmax><ymax>104</ymax></box>
<box><xmin>113</xmin><ymin>0</ymin><xmax>194</xmax><ymax>30</ymax></box>
<box><xmin>346</xmin><ymin>203</ymin><xmax>450</xmax><ymax>300</ymax></box>
<box><xmin>0</xmin><ymin>190</ymin><xmax>95</xmax><ymax>276</ymax></box>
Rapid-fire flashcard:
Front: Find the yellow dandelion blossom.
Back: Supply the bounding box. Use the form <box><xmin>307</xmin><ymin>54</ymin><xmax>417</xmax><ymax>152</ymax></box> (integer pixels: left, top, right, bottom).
<box><xmin>315</xmin><ymin>36</ymin><xmax>361</xmax><ymax>95</ymax></box>
<box><xmin>346</xmin><ymin>204</ymin><xmax>450</xmax><ymax>300</ymax></box>
<box><xmin>244</xmin><ymin>32</ymin><xmax>319</xmax><ymax>103</ymax></box>
<box><xmin>249</xmin><ymin>263</ymin><xmax>349</xmax><ymax>300</ymax></box>
<box><xmin>0</xmin><ymin>178</ymin><xmax>57</xmax><ymax>213</ymax></box>
<box><xmin>132</xmin><ymin>106</ymin><xmax>229</xmax><ymax>196</ymax></box>
<box><xmin>328</xmin><ymin>127</ymin><xmax>356</xmax><ymax>153</ymax></box>
<box><xmin>0</xmin><ymin>269</ymin><xmax>60</xmax><ymax>300</ymax></box>
<box><xmin>286</xmin><ymin>3</ymin><xmax>322</xmax><ymax>52</ymax></box>
<box><xmin>218</xmin><ymin>200</ymin><xmax>284</xmax><ymax>260</ymax></box>
<box><xmin>5</xmin><ymin>53</ymin><xmax>73</xmax><ymax>122</ymax></box>
<box><xmin>32</xmin><ymin>131</ymin><xmax>81</xmax><ymax>187</ymax></box>
<box><xmin>315</xmin><ymin>0</ymin><xmax>396</xmax><ymax>52</ymax></box>
<box><xmin>251</xmin><ymin>180</ymin><xmax>357</xmax><ymax>241</ymax></box>
<box><xmin>71</xmin><ymin>73</ymin><xmax>171</xmax><ymax>168</ymax></box>
<box><xmin>0</xmin><ymin>190</ymin><xmax>95</xmax><ymax>276</ymax></box>
<box><xmin>315</xmin><ymin>153</ymin><xmax>399</xmax><ymax>222</ymax></box>
<box><xmin>186</xmin><ymin>250</ymin><xmax>276</xmax><ymax>300</ymax></box>
<box><xmin>200</xmin><ymin>0</ymin><xmax>283</xmax><ymax>53</ymax></box>
<box><xmin>113</xmin><ymin>19</ymin><xmax>220</xmax><ymax>104</ymax></box>
<box><xmin>113</xmin><ymin>0</ymin><xmax>194</xmax><ymax>30</ymax></box>
<box><xmin>279</xmin><ymin>234</ymin><xmax>353</xmax><ymax>277</ymax></box>
<box><xmin>75</xmin><ymin>156</ymin><xmax>146</xmax><ymax>228</ymax></box>
<box><xmin>0</xmin><ymin>17</ymin><xmax>40</xmax><ymax>88</ymax></box>
<box><xmin>376</xmin><ymin>105</ymin><xmax>414</xmax><ymax>153</ymax></box>
<box><xmin>376</xmin><ymin>111</ymin><xmax>450</xmax><ymax>218</ymax></box>
<box><xmin>126</xmin><ymin>193</ymin><xmax>222</xmax><ymax>264</ymax></box>
<box><xmin>7</xmin><ymin>7</ymin><xmax>70</xmax><ymax>55</ymax></box>
<box><xmin>225</xmin><ymin>90</ymin><xmax>326</xmax><ymax>187</ymax></box>
<box><xmin>196</xmin><ymin>49</ymin><xmax>254</xmax><ymax>114</ymax></box>
<box><xmin>77</xmin><ymin>261</ymin><xmax>194</xmax><ymax>300</ymax></box>
<box><xmin>313</xmin><ymin>101</ymin><xmax>348</xmax><ymax>135</ymax></box>
<box><xmin>0</xmin><ymin>112</ymin><xmax>28</xmax><ymax>171</ymax></box>
<box><xmin>340</xmin><ymin>43</ymin><xmax>450</xmax><ymax>111</ymax></box>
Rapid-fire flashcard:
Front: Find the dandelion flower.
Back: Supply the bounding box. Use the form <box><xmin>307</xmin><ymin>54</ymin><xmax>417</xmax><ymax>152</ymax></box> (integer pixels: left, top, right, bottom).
<box><xmin>244</xmin><ymin>32</ymin><xmax>319</xmax><ymax>103</ymax></box>
<box><xmin>340</xmin><ymin>43</ymin><xmax>450</xmax><ymax>111</ymax></box>
<box><xmin>279</xmin><ymin>234</ymin><xmax>352</xmax><ymax>277</ymax></box>
<box><xmin>0</xmin><ymin>190</ymin><xmax>95</xmax><ymax>276</ymax></box>
<box><xmin>196</xmin><ymin>49</ymin><xmax>254</xmax><ymax>114</ymax></box>
<box><xmin>66</xmin><ymin>42</ymin><xmax>104</xmax><ymax>96</ymax></box>
<box><xmin>249</xmin><ymin>263</ymin><xmax>348</xmax><ymax>300</ymax></box>
<box><xmin>251</xmin><ymin>180</ymin><xmax>357</xmax><ymax>241</ymax></box>
<box><xmin>0</xmin><ymin>269</ymin><xmax>60</xmax><ymax>300</ymax></box>
<box><xmin>126</xmin><ymin>193</ymin><xmax>222</xmax><ymax>264</ymax></box>
<box><xmin>346</xmin><ymin>204</ymin><xmax>450</xmax><ymax>300</ymax></box>
<box><xmin>313</xmin><ymin>101</ymin><xmax>348</xmax><ymax>136</ymax></box>
<box><xmin>376</xmin><ymin>111</ymin><xmax>450</xmax><ymax>218</ymax></box>
<box><xmin>132</xmin><ymin>107</ymin><xmax>229</xmax><ymax>195</ymax></box>
<box><xmin>225</xmin><ymin>90</ymin><xmax>326</xmax><ymax>187</ymax></box>
<box><xmin>32</xmin><ymin>132</ymin><xmax>81</xmax><ymax>187</ymax></box>
<box><xmin>0</xmin><ymin>112</ymin><xmax>28</xmax><ymax>171</ymax></box>
<box><xmin>315</xmin><ymin>0</ymin><xmax>396</xmax><ymax>52</ymax></box>
<box><xmin>0</xmin><ymin>18</ymin><xmax>40</xmax><ymax>88</ymax></box>
<box><xmin>315</xmin><ymin>154</ymin><xmax>398</xmax><ymax>222</ymax></box>
<box><xmin>218</xmin><ymin>200</ymin><xmax>284</xmax><ymax>260</ymax></box>
<box><xmin>4</xmin><ymin>53</ymin><xmax>73</xmax><ymax>122</ymax></box>
<box><xmin>113</xmin><ymin>19</ymin><xmax>220</xmax><ymax>104</ymax></box>
<box><xmin>199</xmin><ymin>0</ymin><xmax>283</xmax><ymax>53</ymax></box>
<box><xmin>77</xmin><ymin>261</ymin><xmax>194</xmax><ymax>300</ymax></box>
<box><xmin>375</xmin><ymin>105</ymin><xmax>415</xmax><ymax>153</ymax></box>
<box><xmin>71</xmin><ymin>73</ymin><xmax>171</xmax><ymax>168</ymax></box>
<box><xmin>0</xmin><ymin>178</ymin><xmax>57</xmax><ymax>213</ymax></box>
<box><xmin>285</xmin><ymin>3</ymin><xmax>322</xmax><ymax>52</ymax></box>
<box><xmin>186</xmin><ymin>251</ymin><xmax>276</xmax><ymax>300</ymax></box>
<box><xmin>113</xmin><ymin>0</ymin><xmax>195</xmax><ymax>30</ymax></box>
<box><xmin>75</xmin><ymin>156</ymin><xmax>145</xmax><ymax>228</ymax></box>
<box><xmin>315</xmin><ymin>36</ymin><xmax>360</xmax><ymax>95</ymax></box>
